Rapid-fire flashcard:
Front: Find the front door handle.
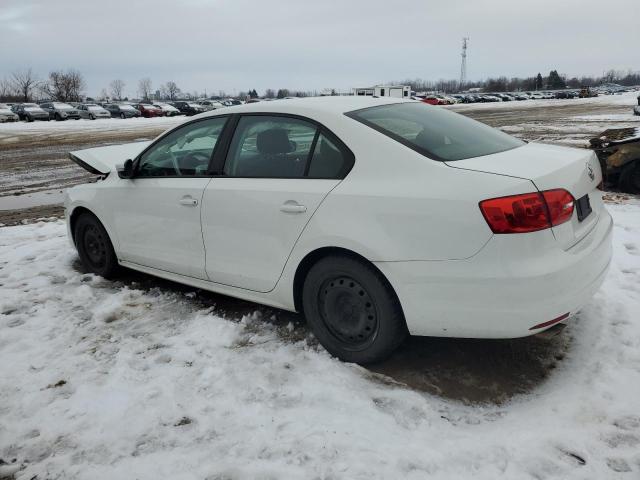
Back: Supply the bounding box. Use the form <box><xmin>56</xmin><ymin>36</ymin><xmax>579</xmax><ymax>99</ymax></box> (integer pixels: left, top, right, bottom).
<box><xmin>179</xmin><ymin>196</ymin><xmax>198</xmax><ymax>207</ymax></box>
<box><xmin>280</xmin><ymin>201</ymin><xmax>307</xmax><ymax>214</ymax></box>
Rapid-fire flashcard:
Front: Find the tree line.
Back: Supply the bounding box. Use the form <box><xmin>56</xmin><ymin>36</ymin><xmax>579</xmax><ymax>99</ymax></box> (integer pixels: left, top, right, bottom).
<box><xmin>397</xmin><ymin>69</ymin><xmax>640</xmax><ymax>94</ymax></box>
<box><xmin>2</xmin><ymin>67</ymin><xmax>638</xmax><ymax>103</ymax></box>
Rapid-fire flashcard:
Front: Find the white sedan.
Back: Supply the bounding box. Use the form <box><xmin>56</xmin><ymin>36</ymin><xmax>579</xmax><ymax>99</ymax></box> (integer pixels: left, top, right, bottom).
<box><xmin>65</xmin><ymin>97</ymin><xmax>612</xmax><ymax>364</ymax></box>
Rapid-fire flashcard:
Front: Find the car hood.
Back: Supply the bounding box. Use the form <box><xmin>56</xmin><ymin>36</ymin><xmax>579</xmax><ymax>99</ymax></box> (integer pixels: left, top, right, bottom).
<box><xmin>69</xmin><ymin>141</ymin><xmax>151</xmax><ymax>174</ymax></box>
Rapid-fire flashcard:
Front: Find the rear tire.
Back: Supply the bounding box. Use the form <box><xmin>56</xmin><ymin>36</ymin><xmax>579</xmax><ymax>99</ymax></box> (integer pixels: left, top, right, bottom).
<box><xmin>619</xmin><ymin>161</ymin><xmax>640</xmax><ymax>194</ymax></box>
<box><xmin>73</xmin><ymin>213</ymin><xmax>119</xmax><ymax>279</ymax></box>
<box><xmin>302</xmin><ymin>255</ymin><xmax>407</xmax><ymax>364</ymax></box>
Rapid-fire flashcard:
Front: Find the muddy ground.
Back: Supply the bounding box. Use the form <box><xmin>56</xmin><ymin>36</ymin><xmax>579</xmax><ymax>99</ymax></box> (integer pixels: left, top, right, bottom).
<box><xmin>0</xmin><ymin>100</ymin><xmax>636</xmax><ymax>403</ymax></box>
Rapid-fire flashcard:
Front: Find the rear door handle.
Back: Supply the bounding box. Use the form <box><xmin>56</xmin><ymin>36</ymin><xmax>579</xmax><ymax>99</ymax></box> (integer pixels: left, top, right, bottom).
<box><xmin>179</xmin><ymin>196</ymin><xmax>198</xmax><ymax>207</ymax></box>
<box><xmin>280</xmin><ymin>201</ymin><xmax>307</xmax><ymax>214</ymax></box>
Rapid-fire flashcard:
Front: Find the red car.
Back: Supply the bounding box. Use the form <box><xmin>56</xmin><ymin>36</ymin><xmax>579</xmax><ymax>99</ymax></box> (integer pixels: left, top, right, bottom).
<box><xmin>136</xmin><ymin>104</ymin><xmax>163</xmax><ymax>118</ymax></box>
<box><xmin>419</xmin><ymin>96</ymin><xmax>446</xmax><ymax>105</ymax></box>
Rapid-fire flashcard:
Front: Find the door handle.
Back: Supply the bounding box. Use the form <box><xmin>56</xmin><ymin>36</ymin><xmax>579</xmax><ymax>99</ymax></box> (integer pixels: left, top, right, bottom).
<box><xmin>179</xmin><ymin>197</ymin><xmax>198</xmax><ymax>207</ymax></box>
<box><xmin>280</xmin><ymin>201</ymin><xmax>307</xmax><ymax>214</ymax></box>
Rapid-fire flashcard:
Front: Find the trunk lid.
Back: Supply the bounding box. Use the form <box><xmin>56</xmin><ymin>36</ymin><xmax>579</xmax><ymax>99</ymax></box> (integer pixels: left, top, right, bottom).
<box><xmin>447</xmin><ymin>142</ymin><xmax>603</xmax><ymax>250</ymax></box>
<box><xmin>69</xmin><ymin>141</ymin><xmax>151</xmax><ymax>175</ymax></box>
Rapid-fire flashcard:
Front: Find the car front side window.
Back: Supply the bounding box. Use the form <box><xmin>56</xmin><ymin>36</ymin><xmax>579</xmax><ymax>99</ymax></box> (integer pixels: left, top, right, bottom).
<box><xmin>137</xmin><ymin>117</ymin><xmax>228</xmax><ymax>177</ymax></box>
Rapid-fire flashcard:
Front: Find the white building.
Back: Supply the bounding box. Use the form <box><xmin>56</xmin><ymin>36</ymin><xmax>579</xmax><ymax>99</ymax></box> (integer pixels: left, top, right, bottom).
<box><xmin>353</xmin><ymin>85</ymin><xmax>411</xmax><ymax>99</ymax></box>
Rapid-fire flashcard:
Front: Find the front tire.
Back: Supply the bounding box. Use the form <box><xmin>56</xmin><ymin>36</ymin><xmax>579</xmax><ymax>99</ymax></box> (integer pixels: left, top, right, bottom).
<box><xmin>302</xmin><ymin>255</ymin><xmax>407</xmax><ymax>364</ymax></box>
<box><xmin>74</xmin><ymin>213</ymin><xmax>119</xmax><ymax>279</ymax></box>
<box><xmin>120</xmin><ymin>113</ymin><xmax>126</xmax><ymax>119</ymax></box>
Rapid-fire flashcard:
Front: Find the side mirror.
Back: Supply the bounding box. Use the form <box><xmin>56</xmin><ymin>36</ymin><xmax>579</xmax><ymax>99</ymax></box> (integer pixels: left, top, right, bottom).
<box><xmin>117</xmin><ymin>158</ymin><xmax>135</xmax><ymax>179</ymax></box>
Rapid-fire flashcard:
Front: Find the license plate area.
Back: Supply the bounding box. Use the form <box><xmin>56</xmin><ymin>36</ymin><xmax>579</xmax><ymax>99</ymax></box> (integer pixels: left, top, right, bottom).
<box><xmin>575</xmin><ymin>194</ymin><xmax>592</xmax><ymax>222</ymax></box>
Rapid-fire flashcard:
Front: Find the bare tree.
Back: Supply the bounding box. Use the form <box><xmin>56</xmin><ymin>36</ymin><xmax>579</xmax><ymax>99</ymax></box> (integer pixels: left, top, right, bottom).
<box><xmin>109</xmin><ymin>79</ymin><xmax>125</xmax><ymax>100</ymax></box>
<box><xmin>43</xmin><ymin>69</ymin><xmax>86</xmax><ymax>102</ymax></box>
<box><xmin>264</xmin><ymin>88</ymin><xmax>276</xmax><ymax>99</ymax></box>
<box><xmin>0</xmin><ymin>77</ymin><xmax>12</xmax><ymax>100</ymax></box>
<box><xmin>138</xmin><ymin>77</ymin><xmax>153</xmax><ymax>101</ymax></box>
<box><xmin>164</xmin><ymin>81</ymin><xmax>180</xmax><ymax>100</ymax></box>
<box><xmin>11</xmin><ymin>69</ymin><xmax>40</xmax><ymax>102</ymax></box>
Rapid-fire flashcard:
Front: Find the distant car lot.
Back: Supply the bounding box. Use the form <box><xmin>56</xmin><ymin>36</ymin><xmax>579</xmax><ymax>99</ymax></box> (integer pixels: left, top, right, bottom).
<box><xmin>2</xmin><ymin>85</ymin><xmax>638</xmax><ymax>126</ymax></box>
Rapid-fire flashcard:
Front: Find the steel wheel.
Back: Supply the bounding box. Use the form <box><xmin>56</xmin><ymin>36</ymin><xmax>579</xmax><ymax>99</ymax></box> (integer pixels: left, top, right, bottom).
<box><xmin>81</xmin><ymin>224</ymin><xmax>108</xmax><ymax>269</ymax></box>
<box><xmin>302</xmin><ymin>255</ymin><xmax>407</xmax><ymax>364</ymax></box>
<box><xmin>318</xmin><ymin>276</ymin><xmax>378</xmax><ymax>349</ymax></box>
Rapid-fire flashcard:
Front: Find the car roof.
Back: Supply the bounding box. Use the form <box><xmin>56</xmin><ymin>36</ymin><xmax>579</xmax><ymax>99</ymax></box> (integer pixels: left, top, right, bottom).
<box><xmin>199</xmin><ymin>96</ymin><xmax>415</xmax><ymax>119</ymax></box>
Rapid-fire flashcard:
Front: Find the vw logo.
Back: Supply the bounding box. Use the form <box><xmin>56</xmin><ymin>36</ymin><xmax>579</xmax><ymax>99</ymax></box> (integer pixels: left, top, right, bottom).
<box><xmin>586</xmin><ymin>163</ymin><xmax>595</xmax><ymax>181</ymax></box>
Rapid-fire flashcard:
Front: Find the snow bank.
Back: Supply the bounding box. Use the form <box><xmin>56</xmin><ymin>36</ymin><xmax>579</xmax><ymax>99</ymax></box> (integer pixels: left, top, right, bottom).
<box><xmin>1</xmin><ymin>204</ymin><xmax>639</xmax><ymax>479</ymax></box>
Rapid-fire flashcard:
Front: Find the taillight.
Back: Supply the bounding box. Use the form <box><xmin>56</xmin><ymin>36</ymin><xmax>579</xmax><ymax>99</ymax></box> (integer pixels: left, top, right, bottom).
<box><xmin>542</xmin><ymin>189</ymin><xmax>574</xmax><ymax>226</ymax></box>
<box><xmin>479</xmin><ymin>189</ymin><xmax>574</xmax><ymax>234</ymax></box>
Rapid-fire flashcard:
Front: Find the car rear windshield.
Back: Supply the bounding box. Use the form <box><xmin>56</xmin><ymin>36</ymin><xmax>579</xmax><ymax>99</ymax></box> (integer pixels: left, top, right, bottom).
<box><xmin>346</xmin><ymin>102</ymin><xmax>524</xmax><ymax>161</ymax></box>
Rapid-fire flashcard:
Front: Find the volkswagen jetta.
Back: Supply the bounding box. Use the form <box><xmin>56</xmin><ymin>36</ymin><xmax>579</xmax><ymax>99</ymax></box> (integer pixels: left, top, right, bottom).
<box><xmin>65</xmin><ymin>97</ymin><xmax>612</xmax><ymax>363</ymax></box>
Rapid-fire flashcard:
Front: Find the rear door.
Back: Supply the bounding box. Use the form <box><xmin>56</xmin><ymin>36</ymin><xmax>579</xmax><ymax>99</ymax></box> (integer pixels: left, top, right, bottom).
<box><xmin>201</xmin><ymin>114</ymin><xmax>353</xmax><ymax>292</ymax></box>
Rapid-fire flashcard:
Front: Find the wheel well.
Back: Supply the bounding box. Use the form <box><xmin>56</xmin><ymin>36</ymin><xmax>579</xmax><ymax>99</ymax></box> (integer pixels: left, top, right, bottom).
<box><xmin>69</xmin><ymin>206</ymin><xmax>97</xmax><ymax>245</ymax></box>
<box><xmin>292</xmin><ymin>247</ymin><xmax>403</xmax><ymax>317</ymax></box>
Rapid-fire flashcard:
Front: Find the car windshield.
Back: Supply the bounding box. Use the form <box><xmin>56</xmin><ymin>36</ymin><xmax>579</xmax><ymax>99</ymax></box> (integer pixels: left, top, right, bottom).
<box><xmin>54</xmin><ymin>103</ymin><xmax>73</xmax><ymax>110</ymax></box>
<box><xmin>120</xmin><ymin>105</ymin><xmax>136</xmax><ymax>111</ymax></box>
<box><xmin>347</xmin><ymin>102</ymin><xmax>524</xmax><ymax>161</ymax></box>
<box><xmin>188</xmin><ymin>103</ymin><xmax>200</xmax><ymax>107</ymax></box>
<box><xmin>24</xmin><ymin>103</ymin><xmax>39</xmax><ymax>108</ymax></box>
<box><xmin>87</xmin><ymin>105</ymin><xmax>103</xmax><ymax>110</ymax></box>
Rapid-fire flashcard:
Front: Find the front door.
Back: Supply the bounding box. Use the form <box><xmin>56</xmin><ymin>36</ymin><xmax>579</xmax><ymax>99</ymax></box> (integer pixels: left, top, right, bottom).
<box><xmin>110</xmin><ymin>116</ymin><xmax>228</xmax><ymax>279</ymax></box>
<box><xmin>202</xmin><ymin>114</ymin><xmax>352</xmax><ymax>292</ymax></box>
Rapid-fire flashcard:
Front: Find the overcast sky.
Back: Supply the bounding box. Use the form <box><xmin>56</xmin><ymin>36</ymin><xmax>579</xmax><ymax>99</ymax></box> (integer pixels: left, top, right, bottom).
<box><xmin>1</xmin><ymin>0</ymin><xmax>637</xmax><ymax>97</ymax></box>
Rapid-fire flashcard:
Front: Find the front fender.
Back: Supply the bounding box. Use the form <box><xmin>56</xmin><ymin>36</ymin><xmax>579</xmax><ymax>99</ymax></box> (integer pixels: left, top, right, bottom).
<box><xmin>65</xmin><ymin>184</ymin><xmax>121</xmax><ymax>254</ymax></box>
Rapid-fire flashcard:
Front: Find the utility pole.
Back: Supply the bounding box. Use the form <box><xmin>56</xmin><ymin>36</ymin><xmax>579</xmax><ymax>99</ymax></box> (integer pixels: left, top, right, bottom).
<box><xmin>460</xmin><ymin>37</ymin><xmax>469</xmax><ymax>91</ymax></box>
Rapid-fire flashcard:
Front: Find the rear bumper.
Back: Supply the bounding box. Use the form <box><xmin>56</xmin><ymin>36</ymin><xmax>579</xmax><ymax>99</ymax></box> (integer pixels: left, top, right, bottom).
<box><xmin>375</xmin><ymin>208</ymin><xmax>613</xmax><ymax>338</ymax></box>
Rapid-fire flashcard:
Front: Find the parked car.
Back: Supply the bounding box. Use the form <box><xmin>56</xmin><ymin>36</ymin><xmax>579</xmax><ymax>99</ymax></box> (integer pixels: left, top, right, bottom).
<box><xmin>10</xmin><ymin>103</ymin><xmax>49</xmax><ymax>121</ymax></box>
<box><xmin>40</xmin><ymin>102</ymin><xmax>81</xmax><ymax>120</ymax></box>
<box><xmin>77</xmin><ymin>104</ymin><xmax>111</xmax><ymax>120</ymax></box>
<box><xmin>0</xmin><ymin>103</ymin><xmax>20</xmax><ymax>122</ymax></box>
<box><xmin>222</xmin><ymin>99</ymin><xmax>243</xmax><ymax>106</ymax></box>
<box><xmin>419</xmin><ymin>96</ymin><xmax>441</xmax><ymax>105</ymax></box>
<box><xmin>198</xmin><ymin>100</ymin><xmax>225</xmax><ymax>111</ymax></box>
<box><xmin>513</xmin><ymin>93</ymin><xmax>528</xmax><ymax>100</ymax></box>
<box><xmin>65</xmin><ymin>97</ymin><xmax>612</xmax><ymax>364</ymax></box>
<box><xmin>153</xmin><ymin>103</ymin><xmax>182</xmax><ymax>116</ymax></box>
<box><xmin>170</xmin><ymin>101</ymin><xmax>206</xmax><ymax>116</ymax></box>
<box><xmin>104</xmin><ymin>104</ymin><xmax>141</xmax><ymax>119</ymax></box>
<box><xmin>136</xmin><ymin>104</ymin><xmax>164</xmax><ymax>118</ymax></box>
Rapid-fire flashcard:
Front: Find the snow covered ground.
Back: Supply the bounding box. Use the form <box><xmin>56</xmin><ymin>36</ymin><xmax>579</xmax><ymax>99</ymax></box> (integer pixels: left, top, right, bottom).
<box><xmin>1</xmin><ymin>199</ymin><xmax>639</xmax><ymax>479</ymax></box>
<box><xmin>0</xmin><ymin>116</ymin><xmax>184</xmax><ymax>139</ymax></box>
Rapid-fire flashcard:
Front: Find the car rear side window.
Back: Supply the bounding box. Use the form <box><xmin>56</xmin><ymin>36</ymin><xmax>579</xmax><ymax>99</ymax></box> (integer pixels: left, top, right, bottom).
<box><xmin>224</xmin><ymin>116</ymin><xmax>317</xmax><ymax>178</ymax></box>
<box><xmin>223</xmin><ymin>116</ymin><xmax>355</xmax><ymax>179</ymax></box>
<box><xmin>346</xmin><ymin>102</ymin><xmax>524</xmax><ymax>161</ymax></box>
<box><xmin>307</xmin><ymin>133</ymin><xmax>350</xmax><ymax>179</ymax></box>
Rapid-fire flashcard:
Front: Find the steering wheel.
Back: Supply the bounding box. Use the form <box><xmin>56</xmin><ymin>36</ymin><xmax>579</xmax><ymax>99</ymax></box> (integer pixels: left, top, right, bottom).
<box><xmin>180</xmin><ymin>151</ymin><xmax>211</xmax><ymax>174</ymax></box>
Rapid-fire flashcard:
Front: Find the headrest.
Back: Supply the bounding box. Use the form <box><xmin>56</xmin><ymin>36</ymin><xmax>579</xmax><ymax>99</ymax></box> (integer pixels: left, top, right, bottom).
<box><xmin>257</xmin><ymin>128</ymin><xmax>292</xmax><ymax>155</ymax></box>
